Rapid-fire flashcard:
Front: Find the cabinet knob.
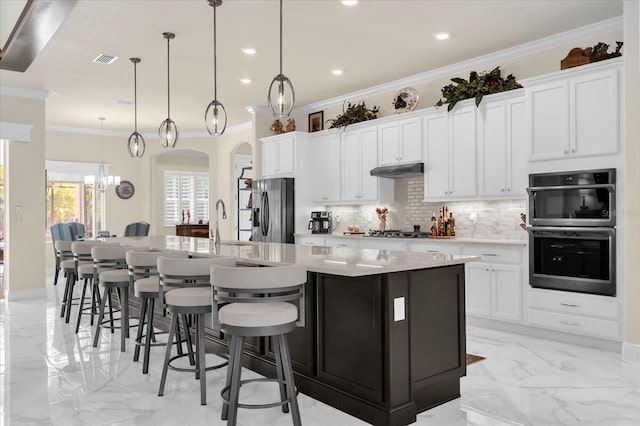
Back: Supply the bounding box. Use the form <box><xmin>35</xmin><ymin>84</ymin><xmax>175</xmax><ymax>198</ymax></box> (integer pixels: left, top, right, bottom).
<box><xmin>501</xmin><ymin>188</ymin><xmax>505</xmax><ymax>192</ymax></box>
<box><xmin>563</xmin><ymin>149</ymin><xmax>568</xmax><ymax>154</ymax></box>
<box><xmin>560</xmin><ymin>320</ymin><xmax>580</xmax><ymax>327</ymax></box>
<box><xmin>571</xmin><ymin>148</ymin><xmax>576</xmax><ymax>153</ymax></box>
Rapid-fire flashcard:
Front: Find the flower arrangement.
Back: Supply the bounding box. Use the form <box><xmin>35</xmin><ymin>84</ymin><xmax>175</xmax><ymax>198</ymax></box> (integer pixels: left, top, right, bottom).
<box><xmin>376</xmin><ymin>207</ymin><xmax>388</xmax><ymax>231</ymax></box>
<box><xmin>327</xmin><ymin>101</ymin><xmax>380</xmax><ymax>129</ymax></box>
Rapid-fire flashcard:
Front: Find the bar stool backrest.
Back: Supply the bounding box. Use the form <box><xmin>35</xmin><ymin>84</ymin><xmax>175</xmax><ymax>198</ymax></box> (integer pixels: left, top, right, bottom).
<box><xmin>211</xmin><ymin>264</ymin><xmax>307</xmax><ymax>328</ymax></box>
<box><xmin>158</xmin><ymin>256</ymin><xmax>236</xmax><ymax>305</ymax></box>
<box><xmin>91</xmin><ymin>245</ymin><xmax>128</xmax><ymax>276</ymax></box>
<box><xmin>54</xmin><ymin>240</ymin><xmax>73</xmax><ymax>259</ymax></box>
<box><xmin>126</xmin><ymin>249</ymin><xmax>188</xmax><ymax>283</ymax></box>
<box><xmin>72</xmin><ymin>241</ymin><xmax>107</xmax><ymax>266</ymax></box>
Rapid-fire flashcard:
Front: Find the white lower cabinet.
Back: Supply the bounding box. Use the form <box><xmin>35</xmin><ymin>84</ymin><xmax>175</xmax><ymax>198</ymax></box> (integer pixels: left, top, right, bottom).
<box><xmin>527</xmin><ymin>290</ymin><xmax>620</xmax><ymax>340</ymax></box>
<box><xmin>295</xmin><ymin>236</ymin><xmax>325</xmax><ymax>246</ymax></box>
<box><xmin>323</xmin><ymin>237</ymin><xmax>360</xmax><ymax>248</ymax></box>
<box><xmin>466</xmin><ymin>263</ymin><xmax>522</xmax><ymax>322</ymax></box>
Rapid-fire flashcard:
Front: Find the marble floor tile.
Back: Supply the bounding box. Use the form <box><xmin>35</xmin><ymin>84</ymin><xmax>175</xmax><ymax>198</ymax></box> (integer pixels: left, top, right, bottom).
<box><xmin>1</xmin><ymin>273</ymin><xmax>638</xmax><ymax>425</ymax></box>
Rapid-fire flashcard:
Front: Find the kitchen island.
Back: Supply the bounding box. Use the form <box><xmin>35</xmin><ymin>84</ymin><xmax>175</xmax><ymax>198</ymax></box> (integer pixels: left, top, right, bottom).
<box><xmin>117</xmin><ymin>236</ymin><xmax>479</xmax><ymax>426</ymax></box>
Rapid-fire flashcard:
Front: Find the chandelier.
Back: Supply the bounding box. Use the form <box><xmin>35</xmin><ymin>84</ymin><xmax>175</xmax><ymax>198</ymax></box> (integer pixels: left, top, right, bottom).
<box><xmin>85</xmin><ymin>117</ymin><xmax>121</xmax><ymax>192</ymax></box>
<box><xmin>127</xmin><ymin>57</ymin><xmax>146</xmax><ymax>157</ymax></box>
<box><xmin>267</xmin><ymin>0</ymin><xmax>295</xmax><ymax>118</ymax></box>
<box><xmin>159</xmin><ymin>32</ymin><xmax>179</xmax><ymax>147</ymax></box>
<box><xmin>204</xmin><ymin>0</ymin><xmax>227</xmax><ymax>135</ymax></box>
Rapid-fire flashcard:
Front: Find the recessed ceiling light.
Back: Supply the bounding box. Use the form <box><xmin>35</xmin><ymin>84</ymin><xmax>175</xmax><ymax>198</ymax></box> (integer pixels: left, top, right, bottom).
<box><xmin>342</xmin><ymin>0</ymin><xmax>358</xmax><ymax>5</ymax></box>
<box><xmin>331</xmin><ymin>69</ymin><xmax>343</xmax><ymax>76</ymax></box>
<box><xmin>239</xmin><ymin>78</ymin><xmax>252</xmax><ymax>84</ymax></box>
<box><xmin>434</xmin><ymin>32</ymin><xmax>450</xmax><ymax>41</ymax></box>
<box><xmin>241</xmin><ymin>48</ymin><xmax>256</xmax><ymax>55</ymax></box>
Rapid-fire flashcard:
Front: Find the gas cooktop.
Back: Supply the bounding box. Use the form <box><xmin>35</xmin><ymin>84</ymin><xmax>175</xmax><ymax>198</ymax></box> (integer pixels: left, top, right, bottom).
<box><xmin>367</xmin><ymin>230</ymin><xmax>431</xmax><ymax>238</ymax></box>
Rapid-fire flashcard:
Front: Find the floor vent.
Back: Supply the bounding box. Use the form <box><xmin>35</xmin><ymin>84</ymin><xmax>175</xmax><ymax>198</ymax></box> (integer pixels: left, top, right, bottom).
<box><xmin>92</xmin><ymin>54</ymin><xmax>118</xmax><ymax>65</ymax></box>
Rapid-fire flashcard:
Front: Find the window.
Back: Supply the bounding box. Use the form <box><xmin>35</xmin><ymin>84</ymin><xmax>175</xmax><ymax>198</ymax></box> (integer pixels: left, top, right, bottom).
<box><xmin>45</xmin><ymin>160</ymin><xmax>107</xmax><ymax>240</ymax></box>
<box><xmin>164</xmin><ymin>171</ymin><xmax>209</xmax><ymax>226</ymax></box>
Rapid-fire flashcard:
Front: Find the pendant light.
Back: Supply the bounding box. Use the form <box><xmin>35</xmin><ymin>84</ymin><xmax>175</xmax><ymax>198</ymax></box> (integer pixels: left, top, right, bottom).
<box><xmin>267</xmin><ymin>0</ymin><xmax>295</xmax><ymax>118</ymax></box>
<box><xmin>85</xmin><ymin>117</ymin><xmax>121</xmax><ymax>192</ymax></box>
<box><xmin>159</xmin><ymin>32</ymin><xmax>178</xmax><ymax>148</ymax></box>
<box><xmin>204</xmin><ymin>0</ymin><xmax>227</xmax><ymax>136</ymax></box>
<box><xmin>127</xmin><ymin>57</ymin><xmax>146</xmax><ymax>157</ymax></box>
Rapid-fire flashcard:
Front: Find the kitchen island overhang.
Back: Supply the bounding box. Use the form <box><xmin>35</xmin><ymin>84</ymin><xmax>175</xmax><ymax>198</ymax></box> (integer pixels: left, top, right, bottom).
<box><xmin>115</xmin><ymin>236</ymin><xmax>479</xmax><ymax>426</ymax></box>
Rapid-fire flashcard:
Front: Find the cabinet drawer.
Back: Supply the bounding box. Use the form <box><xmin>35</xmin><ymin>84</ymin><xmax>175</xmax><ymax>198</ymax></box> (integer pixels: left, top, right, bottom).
<box><xmin>407</xmin><ymin>241</ymin><xmax>462</xmax><ymax>255</ymax></box>
<box><xmin>463</xmin><ymin>245</ymin><xmax>521</xmax><ymax>264</ymax></box>
<box><xmin>528</xmin><ymin>291</ymin><xmax>619</xmax><ymax>320</ymax></box>
<box><xmin>528</xmin><ymin>308</ymin><xmax>620</xmax><ymax>340</ymax></box>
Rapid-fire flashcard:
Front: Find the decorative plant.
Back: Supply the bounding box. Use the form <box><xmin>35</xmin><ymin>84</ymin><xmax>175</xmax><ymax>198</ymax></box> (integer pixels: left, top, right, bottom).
<box><xmin>327</xmin><ymin>101</ymin><xmax>380</xmax><ymax>129</ymax></box>
<box><xmin>435</xmin><ymin>67</ymin><xmax>522</xmax><ymax>111</ymax></box>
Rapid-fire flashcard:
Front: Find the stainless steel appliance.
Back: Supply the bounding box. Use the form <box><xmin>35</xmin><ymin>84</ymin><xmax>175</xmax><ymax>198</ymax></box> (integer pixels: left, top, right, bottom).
<box><xmin>527</xmin><ymin>169</ymin><xmax>616</xmax><ymax>296</ymax></box>
<box><xmin>308</xmin><ymin>211</ymin><xmax>332</xmax><ymax>234</ymax></box>
<box><xmin>251</xmin><ymin>178</ymin><xmax>295</xmax><ymax>243</ymax></box>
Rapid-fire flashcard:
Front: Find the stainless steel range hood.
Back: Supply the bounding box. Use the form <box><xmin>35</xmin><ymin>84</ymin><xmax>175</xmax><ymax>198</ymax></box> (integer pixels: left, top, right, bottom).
<box><xmin>370</xmin><ymin>162</ymin><xmax>424</xmax><ymax>179</ymax></box>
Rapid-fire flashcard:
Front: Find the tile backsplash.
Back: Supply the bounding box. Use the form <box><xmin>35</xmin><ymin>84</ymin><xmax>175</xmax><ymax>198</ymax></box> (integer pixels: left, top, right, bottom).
<box><xmin>326</xmin><ymin>177</ymin><xmax>527</xmax><ymax>241</ymax></box>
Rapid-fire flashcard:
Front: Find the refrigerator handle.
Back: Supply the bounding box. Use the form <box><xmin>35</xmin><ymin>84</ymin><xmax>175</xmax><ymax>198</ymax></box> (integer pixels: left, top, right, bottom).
<box><xmin>263</xmin><ymin>191</ymin><xmax>270</xmax><ymax>236</ymax></box>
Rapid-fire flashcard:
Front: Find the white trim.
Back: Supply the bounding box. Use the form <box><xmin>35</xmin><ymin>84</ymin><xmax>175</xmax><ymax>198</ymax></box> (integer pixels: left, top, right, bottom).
<box><xmin>622</xmin><ymin>342</ymin><xmax>640</xmax><ymax>363</ymax></box>
<box><xmin>293</xmin><ymin>16</ymin><xmax>623</xmax><ymax>117</ymax></box>
<box><xmin>0</xmin><ymin>121</ymin><xmax>34</xmax><ymax>142</ymax></box>
<box><xmin>0</xmin><ymin>86</ymin><xmax>52</xmax><ymax>100</ymax></box>
<box><xmin>6</xmin><ymin>287</ymin><xmax>47</xmax><ymax>301</ymax></box>
<box><xmin>46</xmin><ymin>120</ymin><xmax>253</xmax><ymax>138</ymax></box>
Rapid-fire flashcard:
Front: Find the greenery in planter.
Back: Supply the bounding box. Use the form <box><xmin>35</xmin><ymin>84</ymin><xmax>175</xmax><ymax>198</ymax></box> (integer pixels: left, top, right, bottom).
<box><xmin>435</xmin><ymin>67</ymin><xmax>522</xmax><ymax>111</ymax></box>
<box><xmin>327</xmin><ymin>101</ymin><xmax>380</xmax><ymax>129</ymax></box>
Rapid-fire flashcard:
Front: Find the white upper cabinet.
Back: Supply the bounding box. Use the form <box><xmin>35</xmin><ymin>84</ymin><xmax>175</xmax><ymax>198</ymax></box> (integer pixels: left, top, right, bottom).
<box><xmin>526</xmin><ymin>59</ymin><xmax>621</xmax><ymax>161</ymax></box>
<box><xmin>261</xmin><ymin>133</ymin><xmax>296</xmax><ymax>177</ymax></box>
<box><xmin>477</xmin><ymin>91</ymin><xmax>527</xmax><ymax>198</ymax></box>
<box><xmin>310</xmin><ymin>130</ymin><xmax>341</xmax><ymax>203</ymax></box>
<box><xmin>424</xmin><ymin>102</ymin><xmax>477</xmax><ymax>201</ymax></box>
<box><xmin>341</xmin><ymin>124</ymin><xmax>393</xmax><ymax>203</ymax></box>
<box><xmin>377</xmin><ymin>116</ymin><xmax>422</xmax><ymax>165</ymax></box>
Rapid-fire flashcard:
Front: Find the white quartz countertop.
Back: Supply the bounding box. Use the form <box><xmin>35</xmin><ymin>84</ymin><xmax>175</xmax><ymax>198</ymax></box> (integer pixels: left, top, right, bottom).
<box><xmin>111</xmin><ymin>235</ymin><xmax>479</xmax><ymax>277</ymax></box>
<box><xmin>295</xmin><ymin>233</ymin><xmax>527</xmax><ymax>246</ymax></box>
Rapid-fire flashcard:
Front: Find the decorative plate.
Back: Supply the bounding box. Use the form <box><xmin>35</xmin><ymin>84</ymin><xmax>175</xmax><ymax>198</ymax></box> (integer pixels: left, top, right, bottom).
<box><xmin>116</xmin><ymin>180</ymin><xmax>135</xmax><ymax>199</ymax></box>
<box><xmin>392</xmin><ymin>87</ymin><xmax>419</xmax><ymax>114</ymax></box>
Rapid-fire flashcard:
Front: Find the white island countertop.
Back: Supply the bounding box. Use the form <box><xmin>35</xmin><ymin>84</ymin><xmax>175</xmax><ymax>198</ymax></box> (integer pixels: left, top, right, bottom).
<box><xmin>113</xmin><ymin>235</ymin><xmax>479</xmax><ymax>277</ymax></box>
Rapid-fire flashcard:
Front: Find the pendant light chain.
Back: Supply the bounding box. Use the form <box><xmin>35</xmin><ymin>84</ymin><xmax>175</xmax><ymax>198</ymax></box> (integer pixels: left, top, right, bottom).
<box><xmin>167</xmin><ymin>35</ymin><xmax>171</xmax><ymax>119</ymax></box>
<box><xmin>213</xmin><ymin>2</ymin><xmax>217</xmax><ymax>101</ymax></box>
<box><xmin>279</xmin><ymin>0</ymin><xmax>283</xmax><ymax>75</ymax></box>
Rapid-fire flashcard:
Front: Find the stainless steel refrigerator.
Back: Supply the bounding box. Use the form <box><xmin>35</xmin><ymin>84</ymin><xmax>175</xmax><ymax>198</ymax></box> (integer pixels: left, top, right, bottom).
<box><xmin>251</xmin><ymin>178</ymin><xmax>295</xmax><ymax>243</ymax></box>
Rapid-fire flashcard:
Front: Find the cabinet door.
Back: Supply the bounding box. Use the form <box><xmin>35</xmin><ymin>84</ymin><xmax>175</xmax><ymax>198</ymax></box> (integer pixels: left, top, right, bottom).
<box><xmin>310</xmin><ymin>134</ymin><xmax>328</xmax><ymax>202</ymax></box>
<box><xmin>359</xmin><ymin>127</ymin><xmax>379</xmax><ymax>201</ymax></box>
<box><xmin>325</xmin><ymin>133</ymin><xmax>342</xmax><ymax>202</ymax></box>
<box><xmin>528</xmin><ymin>81</ymin><xmax>569</xmax><ymax>161</ymax></box>
<box><xmin>492</xmin><ymin>264</ymin><xmax>522</xmax><ymax>322</ymax></box>
<box><xmin>261</xmin><ymin>139</ymin><xmax>278</xmax><ymax>177</ymax></box>
<box><xmin>465</xmin><ymin>263</ymin><xmax>492</xmax><ymax>317</ymax></box>
<box><xmin>478</xmin><ymin>100</ymin><xmax>508</xmax><ymax>197</ymax></box>
<box><xmin>276</xmin><ymin>134</ymin><xmax>295</xmax><ymax>175</ymax></box>
<box><xmin>423</xmin><ymin>112</ymin><xmax>450</xmax><ymax>199</ymax></box>
<box><xmin>449</xmin><ymin>105</ymin><xmax>476</xmax><ymax>198</ymax></box>
<box><xmin>507</xmin><ymin>98</ymin><xmax>528</xmax><ymax>197</ymax></box>
<box><xmin>570</xmin><ymin>69</ymin><xmax>619</xmax><ymax>157</ymax></box>
<box><xmin>341</xmin><ymin>131</ymin><xmax>362</xmax><ymax>201</ymax></box>
<box><xmin>399</xmin><ymin>117</ymin><xmax>422</xmax><ymax>163</ymax></box>
<box><xmin>378</xmin><ymin>122</ymin><xmax>400</xmax><ymax>166</ymax></box>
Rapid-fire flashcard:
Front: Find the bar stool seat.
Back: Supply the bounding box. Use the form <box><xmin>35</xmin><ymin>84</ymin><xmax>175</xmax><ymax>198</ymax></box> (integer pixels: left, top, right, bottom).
<box><xmin>219</xmin><ymin>303</ymin><xmax>297</xmax><ymax>328</ymax></box>
<box><xmin>165</xmin><ymin>287</ymin><xmax>213</xmax><ymax>308</ymax></box>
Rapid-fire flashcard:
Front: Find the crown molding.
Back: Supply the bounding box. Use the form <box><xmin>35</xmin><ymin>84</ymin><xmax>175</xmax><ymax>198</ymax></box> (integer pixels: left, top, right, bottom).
<box><xmin>46</xmin><ymin>120</ymin><xmax>253</xmax><ymax>138</ymax></box>
<box><xmin>0</xmin><ymin>86</ymin><xmax>53</xmax><ymax>100</ymax></box>
<box><xmin>293</xmin><ymin>16</ymin><xmax>623</xmax><ymax>117</ymax></box>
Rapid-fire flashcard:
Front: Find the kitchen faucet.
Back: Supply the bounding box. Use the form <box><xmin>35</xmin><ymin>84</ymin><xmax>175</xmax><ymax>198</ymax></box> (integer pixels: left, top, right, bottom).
<box><xmin>213</xmin><ymin>198</ymin><xmax>227</xmax><ymax>246</ymax></box>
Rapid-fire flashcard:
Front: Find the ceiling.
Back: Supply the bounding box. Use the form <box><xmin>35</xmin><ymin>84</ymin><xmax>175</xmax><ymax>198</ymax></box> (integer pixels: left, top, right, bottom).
<box><xmin>0</xmin><ymin>0</ymin><xmax>623</xmax><ymax>135</ymax></box>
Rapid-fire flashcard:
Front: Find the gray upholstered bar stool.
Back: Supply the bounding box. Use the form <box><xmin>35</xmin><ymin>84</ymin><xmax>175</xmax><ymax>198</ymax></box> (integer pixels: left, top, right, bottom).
<box><xmin>126</xmin><ymin>249</ymin><xmax>189</xmax><ymax>374</ymax></box>
<box><xmin>72</xmin><ymin>241</ymin><xmax>107</xmax><ymax>333</ymax></box>
<box><xmin>55</xmin><ymin>240</ymin><xmax>76</xmax><ymax>320</ymax></box>
<box><xmin>157</xmin><ymin>256</ymin><xmax>236</xmax><ymax>406</ymax></box>
<box><xmin>91</xmin><ymin>245</ymin><xmax>132</xmax><ymax>352</ymax></box>
<box><xmin>211</xmin><ymin>264</ymin><xmax>307</xmax><ymax>426</ymax></box>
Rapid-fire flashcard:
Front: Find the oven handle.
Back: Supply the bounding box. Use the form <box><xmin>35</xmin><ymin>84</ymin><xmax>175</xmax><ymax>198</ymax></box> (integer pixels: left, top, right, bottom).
<box><xmin>526</xmin><ymin>183</ymin><xmax>616</xmax><ymax>193</ymax></box>
<box><xmin>526</xmin><ymin>226</ymin><xmax>615</xmax><ymax>235</ymax></box>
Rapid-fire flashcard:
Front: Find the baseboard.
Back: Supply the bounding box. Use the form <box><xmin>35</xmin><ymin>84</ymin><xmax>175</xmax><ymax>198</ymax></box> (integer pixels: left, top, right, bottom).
<box><xmin>622</xmin><ymin>342</ymin><xmax>640</xmax><ymax>363</ymax></box>
<box><xmin>6</xmin><ymin>287</ymin><xmax>47</xmax><ymax>301</ymax></box>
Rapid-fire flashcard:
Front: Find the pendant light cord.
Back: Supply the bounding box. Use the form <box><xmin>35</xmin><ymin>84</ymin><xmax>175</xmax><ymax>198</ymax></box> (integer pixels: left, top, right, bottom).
<box><xmin>213</xmin><ymin>2</ymin><xmax>218</xmax><ymax>100</ymax></box>
<box><xmin>279</xmin><ymin>0</ymin><xmax>283</xmax><ymax>75</ymax></box>
<box><xmin>134</xmin><ymin>61</ymin><xmax>138</xmax><ymax>133</ymax></box>
<box><xmin>167</xmin><ymin>36</ymin><xmax>171</xmax><ymax>118</ymax></box>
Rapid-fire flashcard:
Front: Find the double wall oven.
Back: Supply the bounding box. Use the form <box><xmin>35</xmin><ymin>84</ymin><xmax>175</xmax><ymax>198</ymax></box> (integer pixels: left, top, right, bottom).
<box><xmin>527</xmin><ymin>169</ymin><xmax>616</xmax><ymax>296</ymax></box>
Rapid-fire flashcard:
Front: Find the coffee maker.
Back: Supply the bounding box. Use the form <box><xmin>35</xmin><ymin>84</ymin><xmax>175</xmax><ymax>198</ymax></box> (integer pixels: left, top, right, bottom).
<box><xmin>308</xmin><ymin>211</ymin><xmax>332</xmax><ymax>234</ymax></box>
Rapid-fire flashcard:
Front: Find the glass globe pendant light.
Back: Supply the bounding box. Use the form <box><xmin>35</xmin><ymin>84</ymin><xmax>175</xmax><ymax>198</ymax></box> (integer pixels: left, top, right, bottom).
<box><xmin>85</xmin><ymin>117</ymin><xmax>121</xmax><ymax>192</ymax></box>
<box><xmin>159</xmin><ymin>32</ymin><xmax>179</xmax><ymax>148</ymax></box>
<box><xmin>127</xmin><ymin>57</ymin><xmax>146</xmax><ymax>157</ymax></box>
<box><xmin>267</xmin><ymin>0</ymin><xmax>295</xmax><ymax>118</ymax></box>
<box><xmin>204</xmin><ymin>0</ymin><xmax>227</xmax><ymax>136</ymax></box>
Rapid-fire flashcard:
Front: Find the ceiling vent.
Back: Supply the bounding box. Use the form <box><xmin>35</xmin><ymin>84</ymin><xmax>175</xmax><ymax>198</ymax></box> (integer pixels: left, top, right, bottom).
<box><xmin>92</xmin><ymin>54</ymin><xmax>118</xmax><ymax>64</ymax></box>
